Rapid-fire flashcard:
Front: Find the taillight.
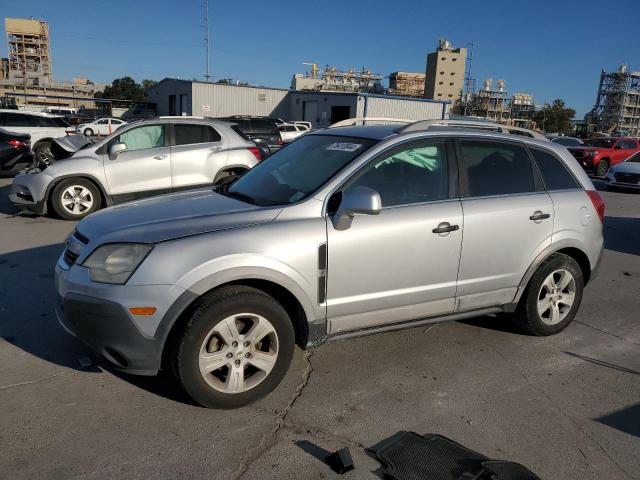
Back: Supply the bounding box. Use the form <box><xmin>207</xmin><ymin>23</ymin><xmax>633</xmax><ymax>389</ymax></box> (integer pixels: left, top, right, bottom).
<box><xmin>248</xmin><ymin>147</ymin><xmax>263</xmax><ymax>161</ymax></box>
<box><xmin>7</xmin><ymin>139</ymin><xmax>28</xmax><ymax>149</ymax></box>
<box><xmin>277</xmin><ymin>137</ymin><xmax>283</xmax><ymax>145</ymax></box>
<box><xmin>586</xmin><ymin>190</ymin><xmax>605</xmax><ymax>223</ymax></box>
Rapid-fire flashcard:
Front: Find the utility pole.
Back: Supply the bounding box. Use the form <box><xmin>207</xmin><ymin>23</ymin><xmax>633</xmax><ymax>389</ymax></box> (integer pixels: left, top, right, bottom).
<box><xmin>204</xmin><ymin>0</ymin><xmax>211</xmax><ymax>81</ymax></box>
<box><xmin>463</xmin><ymin>41</ymin><xmax>474</xmax><ymax>117</ymax></box>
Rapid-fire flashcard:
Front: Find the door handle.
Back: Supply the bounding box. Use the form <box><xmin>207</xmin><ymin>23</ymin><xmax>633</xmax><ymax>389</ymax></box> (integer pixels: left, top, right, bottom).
<box><xmin>432</xmin><ymin>222</ymin><xmax>460</xmax><ymax>234</ymax></box>
<box><xmin>209</xmin><ymin>146</ymin><xmax>222</xmax><ymax>152</ymax></box>
<box><xmin>153</xmin><ymin>154</ymin><xmax>167</xmax><ymax>160</ymax></box>
<box><xmin>529</xmin><ymin>211</ymin><xmax>550</xmax><ymax>221</ymax></box>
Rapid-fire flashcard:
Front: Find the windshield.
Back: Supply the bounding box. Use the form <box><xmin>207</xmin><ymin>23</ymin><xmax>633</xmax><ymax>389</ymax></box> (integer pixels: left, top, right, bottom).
<box><xmin>227</xmin><ymin>134</ymin><xmax>376</xmax><ymax>206</ymax></box>
<box><xmin>584</xmin><ymin>138</ymin><xmax>614</xmax><ymax>148</ymax></box>
<box><xmin>628</xmin><ymin>152</ymin><xmax>640</xmax><ymax>163</ymax></box>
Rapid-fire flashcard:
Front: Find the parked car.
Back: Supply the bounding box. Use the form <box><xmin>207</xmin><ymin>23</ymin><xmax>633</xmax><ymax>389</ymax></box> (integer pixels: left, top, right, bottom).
<box><xmin>0</xmin><ymin>110</ymin><xmax>70</xmax><ymax>162</ymax></box>
<box><xmin>217</xmin><ymin>116</ymin><xmax>283</xmax><ymax>153</ymax></box>
<box><xmin>0</xmin><ymin>128</ymin><xmax>33</xmax><ymax>176</ymax></box>
<box><xmin>278</xmin><ymin>123</ymin><xmax>310</xmax><ymax>143</ymax></box>
<box><xmin>42</xmin><ymin>106</ymin><xmax>78</xmax><ymax>116</ymax></box>
<box><xmin>331</xmin><ymin>117</ymin><xmax>548</xmax><ymax>140</ymax></box>
<box><xmin>604</xmin><ymin>151</ymin><xmax>640</xmax><ymax>190</ymax></box>
<box><xmin>549</xmin><ymin>136</ymin><xmax>583</xmax><ymax>147</ymax></box>
<box><xmin>75</xmin><ymin>117</ymin><xmax>127</xmax><ymax>137</ymax></box>
<box><xmin>9</xmin><ymin>118</ymin><xmax>263</xmax><ymax>220</ymax></box>
<box><xmin>567</xmin><ymin>137</ymin><xmax>640</xmax><ymax>176</ymax></box>
<box><xmin>53</xmin><ymin>122</ymin><xmax>604</xmax><ymax>409</ymax></box>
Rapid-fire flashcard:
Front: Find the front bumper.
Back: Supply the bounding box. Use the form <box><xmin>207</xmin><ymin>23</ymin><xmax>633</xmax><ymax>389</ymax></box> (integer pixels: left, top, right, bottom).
<box><xmin>54</xmin><ymin>257</ymin><xmax>191</xmax><ymax>375</ymax></box>
<box><xmin>9</xmin><ymin>171</ymin><xmax>53</xmax><ymax>215</ymax></box>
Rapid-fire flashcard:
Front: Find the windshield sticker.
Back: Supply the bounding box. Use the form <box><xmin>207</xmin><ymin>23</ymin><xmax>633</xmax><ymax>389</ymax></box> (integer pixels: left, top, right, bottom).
<box><xmin>326</xmin><ymin>142</ymin><xmax>362</xmax><ymax>152</ymax></box>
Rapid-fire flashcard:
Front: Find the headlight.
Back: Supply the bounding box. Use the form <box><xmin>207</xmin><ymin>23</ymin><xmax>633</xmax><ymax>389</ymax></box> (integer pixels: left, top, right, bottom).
<box><xmin>83</xmin><ymin>243</ymin><xmax>153</xmax><ymax>284</ymax></box>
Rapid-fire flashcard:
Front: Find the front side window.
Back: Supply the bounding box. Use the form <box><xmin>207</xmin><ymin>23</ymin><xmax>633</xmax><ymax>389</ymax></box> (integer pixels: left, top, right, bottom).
<box><xmin>459</xmin><ymin>140</ymin><xmax>535</xmax><ymax>197</ymax></box>
<box><xmin>585</xmin><ymin>138</ymin><xmax>614</xmax><ymax>148</ymax></box>
<box><xmin>346</xmin><ymin>141</ymin><xmax>448</xmax><ymax>207</ymax></box>
<box><xmin>96</xmin><ymin>119</ymin><xmax>109</xmax><ymax>125</ymax></box>
<box><xmin>228</xmin><ymin>135</ymin><xmax>375</xmax><ymax>206</ymax></box>
<box><xmin>530</xmin><ymin>148</ymin><xmax>579</xmax><ymax>191</ymax></box>
<box><xmin>2</xmin><ymin>113</ymin><xmax>39</xmax><ymax>127</ymax></box>
<box><xmin>174</xmin><ymin>124</ymin><xmax>221</xmax><ymax>145</ymax></box>
<box><xmin>116</xmin><ymin>124</ymin><xmax>165</xmax><ymax>151</ymax></box>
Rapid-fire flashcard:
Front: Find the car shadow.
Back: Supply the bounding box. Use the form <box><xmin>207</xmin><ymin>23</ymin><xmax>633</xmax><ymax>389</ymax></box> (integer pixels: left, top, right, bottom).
<box><xmin>459</xmin><ymin>313</ymin><xmax>527</xmax><ymax>336</ymax></box>
<box><xmin>595</xmin><ymin>402</ymin><xmax>640</xmax><ymax>438</ymax></box>
<box><xmin>0</xmin><ymin>243</ymin><xmax>194</xmax><ymax>405</ymax></box>
<box><xmin>604</xmin><ymin>216</ymin><xmax>640</xmax><ymax>256</ymax></box>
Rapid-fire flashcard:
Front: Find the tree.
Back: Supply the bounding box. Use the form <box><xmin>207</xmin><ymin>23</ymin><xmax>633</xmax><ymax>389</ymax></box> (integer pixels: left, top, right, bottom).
<box><xmin>533</xmin><ymin>99</ymin><xmax>575</xmax><ymax>135</ymax></box>
<box><xmin>141</xmin><ymin>79</ymin><xmax>157</xmax><ymax>91</ymax></box>
<box><xmin>98</xmin><ymin>76</ymin><xmax>146</xmax><ymax>101</ymax></box>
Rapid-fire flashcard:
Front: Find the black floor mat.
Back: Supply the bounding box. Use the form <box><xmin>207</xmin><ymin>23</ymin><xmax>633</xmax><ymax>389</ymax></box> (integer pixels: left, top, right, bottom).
<box><xmin>369</xmin><ymin>431</ymin><xmax>489</xmax><ymax>480</ymax></box>
<box><xmin>481</xmin><ymin>460</ymin><xmax>542</xmax><ymax>480</ymax></box>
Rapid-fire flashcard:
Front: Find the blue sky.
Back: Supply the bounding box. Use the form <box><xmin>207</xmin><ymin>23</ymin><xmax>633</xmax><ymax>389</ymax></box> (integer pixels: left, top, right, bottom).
<box><xmin>3</xmin><ymin>0</ymin><xmax>639</xmax><ymax>117</ymax></box>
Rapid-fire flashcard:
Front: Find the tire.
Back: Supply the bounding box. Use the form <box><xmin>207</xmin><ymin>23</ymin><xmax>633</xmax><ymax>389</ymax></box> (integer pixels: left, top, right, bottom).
<box><xmin>596</xmin><ymin>159</ymin><xmax>609</xmax><ymax>177</ymax></box>
<box><xmin>513</xmin><ymin>253</ymin><xmax>584</xmax><ymax>336</ymax></box>
<box><xmin>51</xmin><ymin>178</ymin><xmax>101</xmax><ymax>220</ymax></box>
<box><xmin>213</xmin><ymin>168</ymin><xmax>247</xmax><ymax>186</ymax></box>
<box><xmin>83</xmin><ymin>128</ymin><xmax>94</xmax><ymax>137</ymax></box>
<box><xmin>172</xmin><ymin>285</ymin><xmax>295</xmax><ymax>409</ymax></box>
<box><xmin>33</xmin><ymin>141</ymin><xmax>53</xmax><ymax>162</ymax></box>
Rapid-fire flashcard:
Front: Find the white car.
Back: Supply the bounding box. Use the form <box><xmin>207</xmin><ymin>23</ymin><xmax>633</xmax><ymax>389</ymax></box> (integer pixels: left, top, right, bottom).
<box><xmin>278</xmin><ymin>123</ymin><xmax>310</xmax><ymax>143</ymax></box>
<box><xmin>42</xmin><ymin>106</ymin><xmax>78</xmax><ymax>116</ymax></box>
<box><xmin>76</xmin><ymin>118</ymin><xmax>127</xmax><ymax>137</ymax></box>
<box><xmin>0</xmin><ymin>109</ymin><xmax>69</xmax><ymax>161</ymax></box>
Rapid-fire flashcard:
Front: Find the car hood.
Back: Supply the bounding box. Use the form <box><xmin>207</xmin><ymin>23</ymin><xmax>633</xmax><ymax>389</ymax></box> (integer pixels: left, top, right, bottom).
<box><xmin>611</xmin><ymin>161</ymin><xmax>640</xmax><ymax>173</ymax></box>
<box><xmin>52</xmin><ymin>134</ymin><xmax>93</xmax><ymax>153</ymax></box>
<box><xmin>76</xmin><ymin>188</ymin><xmax>282</xmax><ymax>244</ymax></box>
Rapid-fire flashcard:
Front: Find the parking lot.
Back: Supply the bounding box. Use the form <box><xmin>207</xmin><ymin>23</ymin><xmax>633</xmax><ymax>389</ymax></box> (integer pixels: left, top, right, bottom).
<box><xmin>0</xmin><ymin>176</ymin><xmax>638</xmax><ymax>479</ymax></box>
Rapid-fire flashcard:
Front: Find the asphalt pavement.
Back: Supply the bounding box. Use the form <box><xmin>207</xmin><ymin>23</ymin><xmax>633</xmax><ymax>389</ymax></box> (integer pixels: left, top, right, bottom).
<box><xmin>0</xmin><ymin>177</ymin><xmax>638</xmax><ymax>480</ymax></box>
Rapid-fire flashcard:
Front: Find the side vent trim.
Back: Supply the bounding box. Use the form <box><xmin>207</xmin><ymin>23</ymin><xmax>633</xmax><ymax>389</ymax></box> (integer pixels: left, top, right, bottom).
<box><xmin>318</xmin><ymin>243</ymin><xmax>327</xmax><ymax>304</ymax></box>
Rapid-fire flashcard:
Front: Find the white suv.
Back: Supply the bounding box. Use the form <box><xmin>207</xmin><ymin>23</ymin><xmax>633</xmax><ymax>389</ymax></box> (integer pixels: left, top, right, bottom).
<box><xmin>0</xmin><ymin>110</ymin><xmax>69</xmax><ymax>161</ymax></box>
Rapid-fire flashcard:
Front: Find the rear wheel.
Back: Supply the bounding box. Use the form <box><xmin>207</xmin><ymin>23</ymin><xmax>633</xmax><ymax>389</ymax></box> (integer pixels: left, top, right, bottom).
<box><xmin>83</xmin><ymin>128</ymin><xmax>94</xmax><ymax>137</ymax></box>
<box><xmin>51</xmin><ymin>178</ymin><xmax>101</xmax><ymax>220</ymax></box>
<box><xmin>596</xmin><ymin>159</ymin><xmax>609</xmax><ymax>177</ymax></box>
<box><xmin>172</xmin><ymin>285</ymin><xmax>295</xmax><ymax>409</ymax></box>
<box><xmin>513</xmin><ymin>253</ymin><xmax>584</xmax><ymax>336</ymax></box>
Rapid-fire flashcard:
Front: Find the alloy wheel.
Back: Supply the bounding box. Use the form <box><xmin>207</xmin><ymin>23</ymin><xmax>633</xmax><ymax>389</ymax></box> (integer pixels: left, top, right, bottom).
<box><xmin>61</xmin><ymin>185</ymin><xmax>94</xmax><ymax>215</ymax></box>
<box><xmin>536</xmin><ymin>269</ymin><xmax>576</xmax><ymax>325</ymax></box>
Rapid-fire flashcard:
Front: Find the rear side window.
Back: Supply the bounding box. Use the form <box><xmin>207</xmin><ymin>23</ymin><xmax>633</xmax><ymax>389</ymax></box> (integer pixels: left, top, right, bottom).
<box><xmin>174</xmin><ymin>124</ymin><xmax>221</xmax><ymax>145</ymax></box>
<box><xmin>250</xmin><ymin>118</ymin><xmax>278</xmax><ymax>134</ymax></box>
<box><xmin>459</xmin><ymin>140</ymin><xmax>535</xmax><ymax>197</ymax></box>
<box><xmin>230</xmin><ymin>125</ymin><xmax>250</xmax><ymax>141</ymax></box>
<box><xmin>530</xmin><ymin>148</ymin><xmax>580</xmax><ymax>190</ymax></box>
<box><xmin>1</xmin><ymin>112</ymin><xmax>40</xmax><ymax>127</ymax></box>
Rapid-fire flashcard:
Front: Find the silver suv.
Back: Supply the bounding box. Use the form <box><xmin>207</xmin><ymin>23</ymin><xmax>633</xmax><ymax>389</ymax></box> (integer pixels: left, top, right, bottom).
<box><xmin>54</xmin><ymin>122</ymin><xmax>604</xmax><ymax>408</ymax></box>
<box><xmin>10</xmin><ymin>117</ymin><xmax>261</xmax><ymax>220</ymax></box>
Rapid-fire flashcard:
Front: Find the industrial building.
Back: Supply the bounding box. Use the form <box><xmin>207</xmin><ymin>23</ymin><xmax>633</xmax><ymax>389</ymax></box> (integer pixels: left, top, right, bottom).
<box><xmin>1</xmin><ymin>17</ymin><xmax>105</xmax><ymax>110</ymax></box>
<box><xmin>587</xmin><ymin>65</ymin><xmax>640</xmax><ymax>136</ymax></box>
<box><xmin>388</xmin><ymin>72</ymin><xmax>426</xmax><ymax>97</ymax></box>
<box><xmin>291</xmin><ymin>63</ymin><xmax>384</xmax><ymax>93</ymax></box>
<box><xmin>509</xmin><ymin>92</ymin><xmax>536</xmax><ymax>127</ymax></box>
<box><xmin>424</xmin><ymin>39</ymin><xmax>467</xmax><ymax>103</ymax></box>
<box><xmin>464</xmin><ymin>78</ymin><xmax>511</xmax><ymax>122</ymax></box>
<box><xmin>148</xmin><ymin>78</ymin><xmax>449</xmax><ymax>127</ymax></box>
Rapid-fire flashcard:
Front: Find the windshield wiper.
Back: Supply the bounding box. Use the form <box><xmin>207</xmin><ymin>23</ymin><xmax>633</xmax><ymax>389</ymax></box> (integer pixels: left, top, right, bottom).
<box><xmin>223</xmin><ymin>190</ymin><xmax>258</xmax><ymax>205</ymax></box>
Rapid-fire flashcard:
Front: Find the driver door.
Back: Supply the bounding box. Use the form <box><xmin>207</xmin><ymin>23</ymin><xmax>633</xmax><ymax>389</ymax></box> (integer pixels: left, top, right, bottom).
<box><xmin>103</xmin><ymin>123</ymin><xmax>172</xmax><ymax>198</ymax></box>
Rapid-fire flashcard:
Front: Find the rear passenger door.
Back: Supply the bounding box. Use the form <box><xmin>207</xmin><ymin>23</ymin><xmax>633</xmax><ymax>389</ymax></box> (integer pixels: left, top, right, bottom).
<box><xmin>170</xmin><ymin>123</ymin><xmax>228</xmax><ymax>190</ymax></box>
<box><xmin>455</xmin><ymin>139</ymin><xmax>554</xmax><ymax>311</ymax></box>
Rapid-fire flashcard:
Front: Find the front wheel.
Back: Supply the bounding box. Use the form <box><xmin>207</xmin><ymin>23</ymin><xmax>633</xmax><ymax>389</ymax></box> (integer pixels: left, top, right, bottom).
<box><xmin>51</xmin><ymin>178</ymin><xmax>101</xmax><ymax>220</ymax></box>
<box><xmin>172</xmin><ymin>285</ymin><xmax>295</xmax><ymax>409</ymax></box>
<box><xmin>513</xmin><ymin>253</ymin><xmax>584</xmax><ymax>336</ymax></box>
<box><xmin>596</xmin><ymin>160</ymin><xmax>609</xmax><ymax>177</ymax></box>
<box><xmin>34</xmin><ymin>141</ymin><xmax>53</xmax><ymax>162</ymax></box>
<box><xmin>83</xmin><ymin>128</ymin><xmax>94</xmax><ymax>137</ymax></box>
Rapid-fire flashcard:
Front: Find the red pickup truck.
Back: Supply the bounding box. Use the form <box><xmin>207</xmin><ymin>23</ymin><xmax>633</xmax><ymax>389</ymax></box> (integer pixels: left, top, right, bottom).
<box><xmin>567</xmin><ymin>137</ymin><xmax>640</xmax><ymax>176</ymax></box>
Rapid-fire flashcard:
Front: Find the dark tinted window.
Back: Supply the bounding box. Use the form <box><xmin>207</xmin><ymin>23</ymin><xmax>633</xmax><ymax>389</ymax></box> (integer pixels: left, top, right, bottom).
<box><xmin>230</xmin><ymin>124</ymin><xmax>250</xmax><ymax>141</ymax></box>
<box><xmin>530</xmin><ymin>148</ymin><xmax>580</xmax><ymax>190</ymax></box>
<box><xmin>38</xmin><ymin>116</ymin><xmax>70</xmax><ymax>127</ymax></box>
<box><xmin>174</xmin><ymin>124</ymin><xmax>221</xmax><ymax>145</ymax></box>
<box><xmin>459</xmin><ymin>140</ymin><xmax>535</xmax><ymax>197</ymax></box>
<box><xmin>627</xmin><ymin>152</ymin><xmax>640</xmax><ymax>163</ymax></box>
<box><xmin>347</xmin><ymin>141</ymin><xmax>448</xmax><ymax>207</ymax></box>
<box><xmin>585</xmin><ymin>138</ymin><xmax>614</xmax><ymax>148</ymax></box>
<box><xmin>250</xmin><ymin>118</ymin><xmax>278</xmax><ymax>134</ymax></box>
<box><xmin>551</xmin><ymin>137</ymin><xmax>582</xmax><ymax>147</ymax></box>
<box><xmin>1</xmin><ymin>112</ymin><xmax>40</xmax><ymax>127</ymax></box>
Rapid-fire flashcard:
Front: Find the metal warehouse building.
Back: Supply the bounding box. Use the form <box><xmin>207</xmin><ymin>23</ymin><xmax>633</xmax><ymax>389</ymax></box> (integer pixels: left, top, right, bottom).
<box><xmin>147</xmin><ymin>78</ymin><xmax>449</xmax><ymax>127</ymax></box>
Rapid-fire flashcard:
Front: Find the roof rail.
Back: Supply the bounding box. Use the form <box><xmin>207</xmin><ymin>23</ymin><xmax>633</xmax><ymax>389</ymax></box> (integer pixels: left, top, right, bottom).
<box><xmin>329</xmin><ymin>117</ymin><xmax>412</xmax><ymax>128</ymax></box>
<box><xmin>399</xmin><ymin>118</ymin><xmax>502</xmax><ymax>133</ymax></box>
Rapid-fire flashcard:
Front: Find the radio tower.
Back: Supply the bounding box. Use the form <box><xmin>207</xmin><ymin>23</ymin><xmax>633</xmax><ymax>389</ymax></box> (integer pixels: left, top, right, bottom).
<box><xmin>204</xmin><ymin>0</ymin><xmax>211</xmax><ymax>81</ymax></box>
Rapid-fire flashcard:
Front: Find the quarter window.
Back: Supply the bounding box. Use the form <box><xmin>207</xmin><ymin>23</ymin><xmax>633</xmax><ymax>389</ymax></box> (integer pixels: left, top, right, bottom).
<box><xmin>174</xmin><ymin>124</ymin><xmax>221</xmax><ymax>145</ymax></box>
<box><xmin>346</xmin><ymin>141</ymin><xmax>449</xmax><ymax>207</ymax></box>
<box><xmin>530</xmin><ymin>148</ymin><xmax>579</xmax><ymax>191</ymax></box>
<box><xmin>459</xmin><ymin>140</ymin><xmax>535</xmax><ymax>197</ymax></box>
<box><xmin>116</xmin><ymin>124</ymin><xmax>165</xmax><ymax>151</ymax></box>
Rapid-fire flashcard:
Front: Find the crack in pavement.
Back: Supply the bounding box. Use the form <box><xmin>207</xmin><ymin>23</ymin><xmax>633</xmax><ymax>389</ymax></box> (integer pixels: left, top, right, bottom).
<box><xmin>0</xmin><ymin>369</ymin><xmax>70</xmax><ymax>390</ymax></box>
<box><xmin>574</xmin><ymin>320</ymin><xmax>640</xmax><ymax>347</ymax></box>
<box><xmin>233</xmin><ymin>349</ymin><xmax>314</xmax><ymax>480</ymax></box>
<box><xmin>482</xmin><ymin>339</ymin><xmax>634</xmax><ymax>480</ymax></box>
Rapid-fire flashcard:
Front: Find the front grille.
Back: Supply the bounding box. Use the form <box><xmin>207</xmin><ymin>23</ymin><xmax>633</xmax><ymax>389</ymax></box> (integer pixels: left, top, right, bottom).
<box><xmin>614</xmin><ymin>172</ymin><xmax>640</xmax><ymax>183</ymax></box>
<box><xmin>63</xmin><ymin>249</ymin><xmax>79</xmax><ymax>266</ymax></box>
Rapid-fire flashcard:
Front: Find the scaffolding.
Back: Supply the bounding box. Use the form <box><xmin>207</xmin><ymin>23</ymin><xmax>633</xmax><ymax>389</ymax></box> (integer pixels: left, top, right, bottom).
<box><xmin>5</xmin><ymin>18</ymin><xmax>51</xmax><ymax>83</ymax></box>
<box><xmin>510</xmin><ymin>92</ymin><xmax>536</xmax><ymax>128</ymax></box>
<box><xmin>388</xmin><ymin>72</ymin><xmax>426</xmax><ymax>97</ymax></box>
<box><xmin>589</xmin><ymin>65</ymin><xmax>640</xmax><ymax>136</ymax></box>
<box><xmin>466</xmin><ymin>78</ymin><xmax>510</xmax><ymax>122</ymax></box>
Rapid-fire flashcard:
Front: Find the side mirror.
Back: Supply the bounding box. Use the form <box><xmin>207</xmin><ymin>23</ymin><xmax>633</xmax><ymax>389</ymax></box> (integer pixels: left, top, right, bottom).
<box><xmin>109</xmin><ymin>142</ymin><xmax>127</xmax><ymax>156</ymax></box>
<box><xmin>332</xmin><ymin>186</ymin><xmax>382</xmax><ymax>230</ymax></box>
